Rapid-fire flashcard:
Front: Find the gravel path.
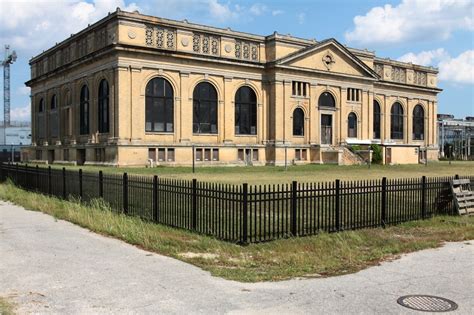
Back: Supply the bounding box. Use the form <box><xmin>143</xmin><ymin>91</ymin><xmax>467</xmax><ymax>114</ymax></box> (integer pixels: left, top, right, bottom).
<box><xmin>1</xmin><ymin>201</ymin><xmax>473</xmax><ymax>314</ymax></box>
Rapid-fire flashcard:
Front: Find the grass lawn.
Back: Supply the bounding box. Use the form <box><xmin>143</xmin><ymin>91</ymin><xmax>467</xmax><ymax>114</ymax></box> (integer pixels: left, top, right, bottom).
<box><xmin>1</xmin><ymin>182</ymin><xmax>473</xmax><ymax>282</ymax></box>
<box><xmin>0</xmin><ymin>297</ymin><xmax>15</xmax><ymax>315</ymax></box>
<box><xmin>27</xmin><ymin>161</ymin><xmax>474</xmax><ymax>184</ymax></box>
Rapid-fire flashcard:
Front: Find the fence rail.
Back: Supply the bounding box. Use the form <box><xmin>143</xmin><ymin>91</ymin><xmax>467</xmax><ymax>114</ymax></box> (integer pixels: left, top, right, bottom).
<box><xmin>0</xmin><ymin>163</ymin><xmax>471</xmax><ymax>244</ymax></box>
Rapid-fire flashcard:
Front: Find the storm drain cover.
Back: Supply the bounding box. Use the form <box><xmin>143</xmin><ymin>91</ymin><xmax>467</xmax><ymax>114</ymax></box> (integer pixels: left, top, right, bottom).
<box><xmin>397</xmin><ymin>295</ymin><xmax>458</xmax><ymax>312</ymax></box>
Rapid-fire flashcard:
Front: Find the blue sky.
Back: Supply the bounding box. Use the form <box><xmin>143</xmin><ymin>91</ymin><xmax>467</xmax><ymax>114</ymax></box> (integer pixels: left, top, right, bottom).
<box><xmin>1</xmin><ymin>0</ymin><xmax>473</xmax><ymax>121</ymax></box>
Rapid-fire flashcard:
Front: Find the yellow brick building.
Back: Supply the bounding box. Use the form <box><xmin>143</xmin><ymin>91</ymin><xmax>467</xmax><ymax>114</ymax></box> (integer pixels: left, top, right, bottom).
<box><xmin>25</xmin><ymin>9</ymin><xmax>441</xmax><ymax>166</ymax></box>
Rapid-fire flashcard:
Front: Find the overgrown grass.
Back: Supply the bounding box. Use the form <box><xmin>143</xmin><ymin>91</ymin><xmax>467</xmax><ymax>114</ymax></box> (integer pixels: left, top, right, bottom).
<box><xmin>1</xmin><ymin>182</ymin><xmax>473</xmax><ymax>282</ymax></box>
<box><xmin>31</xmin><ymin>161</ymin><xmax>474</xmax><ymax>184</ymax></box>
<box><xmin>0</xmin><ymin>297</ymin><xmax>15</xmax><ymax>315</ymax></box>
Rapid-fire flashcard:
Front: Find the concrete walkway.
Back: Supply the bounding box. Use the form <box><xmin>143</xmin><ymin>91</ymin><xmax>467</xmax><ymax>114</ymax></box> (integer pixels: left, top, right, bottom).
<box><xmin>1</xmin><ymin>202</ymin><xmax>473</xmax><ymax>315</ymax></box>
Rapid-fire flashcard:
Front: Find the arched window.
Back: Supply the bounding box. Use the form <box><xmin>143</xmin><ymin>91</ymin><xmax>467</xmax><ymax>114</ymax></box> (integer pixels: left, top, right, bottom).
<box><xmin>235</xmin><ymin>86</ymin><xmax>257</xmax><ymax>135</ymax></box>
<box><xmin>37</xmin><ymin>98</ymin><xmax>45</xmax><ymax>139</ymax></box>
<box><xmin>318</xmin><ymin>91</ymin><xmax>335</xmax><ymax>108</ymax></box>
<box><xmin>98</xmin><ymin>79</ymin><xmax>109</xmax><ymax>133</ymax></box>
<box><xmin>413</xmin><ymin>105</ymin><xmax>424</xmax><ymax>140</ymax></box>
<box><xmin>293</xmin><ymin>108</ymin><xmax>305</xmax><ymax>136</ymax></box>
<box><xmin>80</xmin><ymin>85</ymin><xmax>89</xmax><ymax>135</ymax></box>
<box><xmin>373</xmin><ymin>100</ymin><xmax>381</xmax><ymax>139</ymax></box>
<box><xmin>193</xmin><ymin>82</ymin><xmax>218</xmax><ymax>134</ymax></box>
<box><xmin>50</xmin><ymin>95</ymin><xmax>59</xmax><ymax>138</ymax></box>
<box><xmin>348</xmin><ymin>112</ymin><xmax>357</xmax><ymax>138</ymax></box>
<box><xmin>145</xmin><ymin>77</ymin><xmax>174</xmax><ymax>132</ymax></box>
<box><xmin>390</xmin><ymin>102</ymin><xmax>404</xmax><ymax>140</ymax></box>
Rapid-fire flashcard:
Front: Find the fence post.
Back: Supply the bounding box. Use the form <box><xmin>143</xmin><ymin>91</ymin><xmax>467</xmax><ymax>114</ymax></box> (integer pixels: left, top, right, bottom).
<box><xmin>291</xmin><ymin>181</ymin><xmax>298</xmax><ymax>236</ymax></box>
<box><xmin>455</xmin><ymin>174</ymin><xmax>459</xmax><ymax>180</ymax></box>
<box><xmin>192</xmin><ymin>178</ymin><xmax>197</xmax><ymax>230</ymax></box>
<box><xmin>62</xmin><ymin>167</ymin><xmax>66</xmax><ymax>199</ymax></box>
<box><xmin>242</xmin><ymin>183</ymin><xmax>248</xmax><ymax>244</ymax></box>
<box><xmin>0</xmin><ymin>163</ymin><xmax>3</xmax><ymax>182</ymax></box>
<box><xmin>335</xmin><ymin>179</ymin><xmax>341</xmax><ymax>231</ymax></box>
<box><xmin>79</xmin><ymin>169</ymin><xmax>83</xmax><ymax>200</ymax></box>
<box><xmin>35</xmin><ymin>165</ymin><xmax>39</xmax><ymax>191</ymax></box>
<box><xmin>48</xmin><ymin>166</ymin><xmax>52</xmax><ymax>195</ymax></box>
<box><xmin>381</xmin><ymin>177</ymin><xmax>387</xmax><ymax>227</ymax></box>
<box><xmin>153</xmin><ymin>175</ymin><xmax>158</xmax><ymax>222</ymax></box>
<box><xmin>421</xmin><ymin>176</ymin><xmax>426</xmax><ymax>219</ymax></box>
<box><xmin>15</xmin><ymin>163</ymin><xmax>19</xmax><ymax>184</ymax></box>
<box><xmin>123</xmin><ymin>172</ymin><xmax>128</xmax><ymax>214</ymax></box>
<box><xmin>98</xmin><ymin>171</ymin><xmax>103</xmax><ymax>198</ymax></box>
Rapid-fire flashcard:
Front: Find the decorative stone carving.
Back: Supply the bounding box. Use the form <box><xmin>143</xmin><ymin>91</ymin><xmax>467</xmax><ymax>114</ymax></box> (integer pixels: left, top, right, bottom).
<box><xmin>234</xmin><ymin>40</ymin><xmax>258</xmax><ymax>61</ymax></box>
<box><xmin>224</xmin><ymin>44</ymin><xmax>232</xmax><ymax>53</ymax></box>
<box><xmin>391</xmin><ymin>66</ymin><xmax>406</xmax><ymax>83</ymax></box>
<box><xmin>181</xmin><ymin>37</ymin><xmax>189</xmax><ymax>47</ymax></box>
<box><xmin>192</xmin><ymin>33</ymin><xmax>219</xmax><ymax>55</ymax></box>
<box><xmin>414</xmin><ymin>71</ymin><xmax>427</xmax><ymax>86</ymax></box>
<box><xmin>322</xmin><ymin>51</ymin><xmax>335</xmax><ymax>70</ymax></box>
<box><xmin>127</xmin><ymin>29</ymin><xmax>136</xmax><ymax>39</ymax></box>
<box><xmin>145</xmin><ymin>26</ymin><xmax>153</xmax><ymax>46</ymax></box>
<box><xmin>374</xmin><ymin>63</ymin><xmax>383</xmax><ymax>77</ymax></box>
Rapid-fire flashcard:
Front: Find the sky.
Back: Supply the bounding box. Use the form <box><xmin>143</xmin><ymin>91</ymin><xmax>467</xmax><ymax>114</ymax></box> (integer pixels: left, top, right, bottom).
<box><xmin>1</xmin><ymin>0</ymin><xmax>473</xmax><ymax>122</ymax></box>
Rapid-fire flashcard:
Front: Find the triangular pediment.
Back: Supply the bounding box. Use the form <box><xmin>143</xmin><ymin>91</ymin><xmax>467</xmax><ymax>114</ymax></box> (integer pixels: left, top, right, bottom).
<box><xmin>275</xmin><ymin>39</ymin><xmax>378</xmax><ymax>79</ymax></box>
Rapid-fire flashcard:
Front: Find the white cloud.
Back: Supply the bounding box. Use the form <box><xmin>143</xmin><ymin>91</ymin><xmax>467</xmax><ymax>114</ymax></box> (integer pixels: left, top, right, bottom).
<box><xmin>398</xmin><ymin>49</ymin><xmax>474</xmax><ymax>84</ymax></box>
<box><xmin>272</xmin><ymin>10</ymin><xmax>284</xmax><ymax>16</ymax></box>
<box><xmin>398</xmin><ymin>48</ymin><xmax>449</xmax><ymax>66</ymax></box>
<box><xmin>298</xmin><ymin>13</ymin><xmax>305</xmax><ymax>25</ymax></box>
<box><xmin>250</xmin><ymin>3</ymin><xmax>267</xmax><ymax>16</ymax></box>
<box><xmin>0</xmin><ymin>0</ymin><xmax>139</xmax><ymax>56</ymax></box>
<box><xmin>345</xmin><ymin>0</ymin><xmax>474</xmax><ymax>46</ymax></box>
<box><xmin>11</xmin><ymin>105</ymin><xmax>31</xmax><ymax>121</ymax></box>
<box><xmin>438</xmin><ymin>50</ymin><xmax>474</xmax><ymax>84</ymax></box>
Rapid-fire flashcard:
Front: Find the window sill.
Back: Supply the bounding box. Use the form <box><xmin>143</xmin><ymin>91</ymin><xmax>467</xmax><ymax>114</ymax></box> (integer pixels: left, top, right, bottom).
<box><xmin>145</xmin><ymin>132</ymin><xmax>174</xmax><ymax>135</ymax></box>
<box><xmin>291</xmin><ymin>95</ymin><xmax>309</xmax><ymax>99</ymax></box>
<box><xmin>193</xmin><ymin>133</ymin><xmax>218</xmax><ymax>136</ymax></box>
<box><xmin>235</xmin><ymin>134</ymin><xmax>257</xmax><ymax>137</ymax></box>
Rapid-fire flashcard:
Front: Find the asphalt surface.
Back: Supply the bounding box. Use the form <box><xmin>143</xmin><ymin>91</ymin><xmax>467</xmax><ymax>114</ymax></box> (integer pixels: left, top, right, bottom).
<box><xmin>1</xmin><ymin>201</ymin><xmax>473</xmax><ymax>314</ymax></box>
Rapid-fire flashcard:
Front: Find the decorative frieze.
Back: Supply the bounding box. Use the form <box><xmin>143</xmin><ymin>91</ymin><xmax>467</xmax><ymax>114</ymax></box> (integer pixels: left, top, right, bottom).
<box><xmin>234</xmin><ymin>41</ymin><xmax>259</xmax><ymax>61</ymax></box>
<box><xmin>145</xmin><ymin>25</ymin><xmax>176</xmax><ymax>50</ymax></box>
<box><xmin>390</xmin><ymin>66</ymin><xmax>406</xmax><ymax>83</ymax></box>
<box><xmin>192</xmin><ymin>33</ymin><xmax>220</xmax><ymax>56</ymax></box>
<box><xmin>413</xmin><ymin>71</ymin><xmax>427</xmax><ymax>86</ymax></box>
<box><xmin>374</xmin><ymin>63</ymin><xmax>383</xmax><ymax>77</ymax></box>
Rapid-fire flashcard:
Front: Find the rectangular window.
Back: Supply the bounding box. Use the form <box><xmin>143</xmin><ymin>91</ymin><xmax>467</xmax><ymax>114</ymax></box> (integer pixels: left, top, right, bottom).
<box><xmin>295</xmin><ymin>149</ymin><xmax>307</xmax><ymax>161</ymax></box>
<box><xmin>252</xmin><ymin>149</ymin><xmax>258</xmax><ymax>161</ymax></box>
<box><xmin>63</xmin><ymin>149</ymin><xmax>69</xmax><ymax>161</ymax></box>
<box><xmin>212</xmin><ymin>149</ymin><xmax>219</xmax><ymax>161</ymax></box>
<box><xmin>302</xmin><ymin>149</ymin><xmax>307</xmax><ymax>160</ymax></box>
<box><xmin>196</xmin><ymin>148</ymin><xmax>202</xmax><ymax>161</ymax></box>
<box><xmin>204</xmin><ymin>148</ymin><xmax>211</xmax><ymax>161</ymax></box>
<box><xmin>347</xmin><ymin>88</ymin><xmax>362</xmax><ymax>102</ymax></box>
<box><xmin>238</xmin><ymin>149</ymin><xmax>244</xmax><ymax>161</ymax></box>
<box><xmin>158</xmin><ymin>148</ymin><xmax>166</xmax><ymax>161</ymax></box>
<box><xmin>36</xmin><ymin>150</ymin><xmax>42</xmax><ymax>160</ymax></box>
<box><xmin>291</xmin><ymin>81</ymin><xmax>309</xmax><ymax>97</ymax></box>
<box><xmin>148</xmin><ymin>148</ymin><xmax>156</xmax><ymax>161</ymax></box>
<box><xmin>295</xmin><ymin>149</ymin><xmax>301</xmax><ymax>161</ymax></box>
<box><xmin>167</xmin><ymin>148</ymin><xmax>175</xmax><ymax>162</ymax></box>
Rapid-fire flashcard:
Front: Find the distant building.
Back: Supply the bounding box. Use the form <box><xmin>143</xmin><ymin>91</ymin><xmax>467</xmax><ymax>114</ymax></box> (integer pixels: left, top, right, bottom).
<box><xmin>25</xmin><ymin>9</ymin><xmax>441</xmax><ymax>166</ymax></box>
<box><xmin>0</xmin><ymin>122</ymin><xmax>31</xmax><ymax>162</ymax></box>
<box><xmin>438</xmin><ymin>115</ymin><xmax>473</xmax><ymax>160</ymax></box>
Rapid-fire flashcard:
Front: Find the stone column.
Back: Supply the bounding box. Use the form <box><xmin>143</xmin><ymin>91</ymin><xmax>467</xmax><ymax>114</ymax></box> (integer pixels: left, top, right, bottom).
<box><xmin>179</xmin><ymin>71</ymin><xmax>191</xmax><ymax>143</ymax></box>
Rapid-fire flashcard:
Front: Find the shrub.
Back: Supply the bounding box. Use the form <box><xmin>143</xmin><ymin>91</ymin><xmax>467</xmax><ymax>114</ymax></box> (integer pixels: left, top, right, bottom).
<box><xmin>371</xmin><ymin>144</ymin><xmax>383</xmax><ymax>164</ymax></box>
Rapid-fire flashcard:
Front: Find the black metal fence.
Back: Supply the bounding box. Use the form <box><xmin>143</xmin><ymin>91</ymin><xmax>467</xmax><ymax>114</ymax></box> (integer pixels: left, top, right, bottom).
<box><xmin>0</xmin><ymin>162</ymin><xmax>471</xmax><ymax>244</ymax></box>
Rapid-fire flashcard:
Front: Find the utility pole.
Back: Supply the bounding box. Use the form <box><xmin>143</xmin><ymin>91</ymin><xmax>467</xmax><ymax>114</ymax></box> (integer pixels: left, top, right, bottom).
<box><xmin>1</xmin><ymin>45</ymin><xmax>17</xmax><ymax>145</ymax></box>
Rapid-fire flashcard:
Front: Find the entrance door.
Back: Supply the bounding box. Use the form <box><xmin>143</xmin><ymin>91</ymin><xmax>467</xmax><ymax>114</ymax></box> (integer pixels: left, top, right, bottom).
<box><xmin>321</xmin><ymin>114</ymin><xmax>333</xmax><ymax>145</ymax></box>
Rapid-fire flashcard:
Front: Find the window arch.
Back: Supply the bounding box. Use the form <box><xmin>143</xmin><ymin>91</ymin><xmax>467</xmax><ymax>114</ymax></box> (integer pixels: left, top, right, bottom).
<box><xmin>390</xmin><ymin>102</ymin><xmax>404</xmax><ymax>140</ymax></box>
<box><xmin>37</xmin><ymin>98</ymin><xmax>45</xmax><ymax>139</ymax></box>
<box><xmin>79</xmin><ymin>85</ymin><xmax>89</xmax><ymax>135</ymax></box>
<box><xmin>413</xmin><ymin>105</ymin><xmax>424</xmax><ymax>140</ymax></box>
<box><xmin>318</xmin><ymin>91</ymin><xmax>336</xmax><ymax>108</ymax></box>
<box><xmin>373</xmin><ymin>100</ymin><xmax>381</xmax><ymax>139</ymax></box>
<box><xmin>98</xmin><ymin>79</ymin><xmax>109</xmax><ymax>133</ymax></box>
<box><xmin>193</xmin><ymin>82</ymin><xmax>218</xmax><ymax>134</ymax></box>
<box><xmin>145</xmin><ymin>77</ymin><xmax>174</xmax><ymax>132</ymax></box>
<box><xmin>293</xmin><ymin>108</ymin><xmax>305</xmax><ymax>136</ymax></box>
<box><xmin>348</xmin><ymin>112</ymin><xmax>357</xmax><ymax>138</ymax></box>
<box><xmin>50</xmin><ymin>94</ymin><xmax>59</xmax><ymax>138</ymax></box>
<box><xmin>235</xmin><ymin>86</ymin><xmax>257</xmax><ymax>135</ymax></box>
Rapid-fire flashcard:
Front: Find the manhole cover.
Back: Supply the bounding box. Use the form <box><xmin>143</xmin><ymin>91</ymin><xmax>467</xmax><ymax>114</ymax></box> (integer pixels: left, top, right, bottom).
<box><xmin>397</xmin><ymin>295</ymin><xmax>458</xmax><ymax>312</ymax></box>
